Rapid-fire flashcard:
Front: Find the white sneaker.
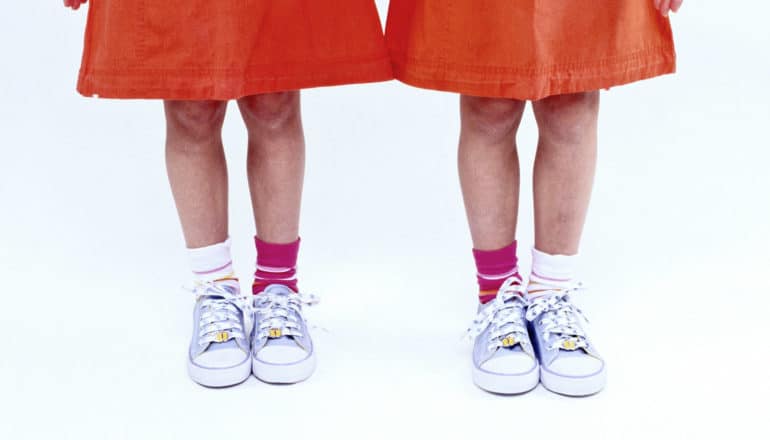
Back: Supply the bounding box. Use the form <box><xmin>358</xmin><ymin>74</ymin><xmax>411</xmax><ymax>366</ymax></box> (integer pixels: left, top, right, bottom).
<box><xmin>187</xmin><ymin>280</ymin><xmax>252</xmax><ymax>387</ymax></box>
<box><xmin>251</xmin><ymin>284</ymin><xmax>318</xmax><ymax>384</ymax></box>
<box><xmin>467</xmin><ymin>277</ymin><xmax>540</xmax><ymax>394</ymax></box>
<box><xmin>525</xmin><ymin>286</ymin><xmax>606</xmax><ymax>396</ymax></box>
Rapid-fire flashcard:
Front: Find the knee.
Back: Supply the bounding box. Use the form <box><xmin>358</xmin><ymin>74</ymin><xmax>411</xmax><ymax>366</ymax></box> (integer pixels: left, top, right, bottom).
<box><xmin>238</xmin><ymin>91</ymin><xmax>301</xmax><ymax>133</ymax></box>
<box><xmin>533</xmin><ymin>91</ymin><xmax>599</xmax><ymax>143</ymax></box>
<box><xmin>461</xmin><ymin>96</ymin><xmax>526</xmax><ymax>144</ymax></box>
<box><xmin>164</xmin><ymin>100</ymin><xmax>227</xmax><ymax>143</ymax></box>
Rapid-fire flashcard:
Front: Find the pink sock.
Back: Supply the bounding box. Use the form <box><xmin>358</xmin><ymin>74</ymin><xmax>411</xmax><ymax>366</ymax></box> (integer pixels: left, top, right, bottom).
<box><xmin>473</xmin><ymin>241</ymin><xmax>522</xmax><ymax>304</ymax></box>
<box><xmin>252</xmin><ymin>236</ymin><xmax>300</xmax><ymax>294</ymax></box>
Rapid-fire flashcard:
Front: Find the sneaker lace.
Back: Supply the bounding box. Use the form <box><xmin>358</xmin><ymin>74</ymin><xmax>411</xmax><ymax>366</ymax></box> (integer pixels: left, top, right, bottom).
<box><xmin>525</xmin><ymin>284</ymin><xmax>589</xmax><ymax>351</ymax></box>
<box><xmin>191</xmin><ymin>281</ymin><xmax>249</xmax><ymax>346</ymax></box>
<box><xmin>466</xmin><ymin>277</ymin><xmax>529</xmax><ymax>351</ymax></box>
<box><xmin>253</xmin><ymin>291</ymin><xmax>319</xmax><ymax>340</ymax></box>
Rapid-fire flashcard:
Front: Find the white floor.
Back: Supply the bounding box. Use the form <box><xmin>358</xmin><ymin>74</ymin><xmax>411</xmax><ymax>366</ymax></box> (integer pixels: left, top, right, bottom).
<box><xmin>1</xmin><ymin>2</ymin><xmax>768</xmax><ymax>439</ymax></box>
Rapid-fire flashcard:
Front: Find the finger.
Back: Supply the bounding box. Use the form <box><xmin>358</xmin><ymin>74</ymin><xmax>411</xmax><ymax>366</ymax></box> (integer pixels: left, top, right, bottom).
<box><xmin>660</xmin><ymin>0</ymin><xmax>671</xmax><ymax>16</ymax></box>
<box><xmin>671</xmin><ymin>0</ymin><xmax>684</xmax><ymax>12</ymax></box>
<box><xmin>653</xmin><ymin>0</ymin><xmax>661</xmax><ymax>11</ymax></box>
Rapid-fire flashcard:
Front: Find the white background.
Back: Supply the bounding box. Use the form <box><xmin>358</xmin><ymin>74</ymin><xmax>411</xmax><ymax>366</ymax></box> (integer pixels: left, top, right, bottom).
<box><xmin>1</xmin><ymin>1</ymin><xmax>768</xmax><ymax>439</ymax></box>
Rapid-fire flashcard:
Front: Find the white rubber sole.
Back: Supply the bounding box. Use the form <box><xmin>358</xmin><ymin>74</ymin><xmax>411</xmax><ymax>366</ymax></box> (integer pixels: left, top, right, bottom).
<box><xmin>187</xmin><ymin>356</ymin><xmax>252</xmax><ymax>388</ymax></box>
<box><xmin>540</xmin><ymin>366</ymin><xmax>606</xmax><ymax>396</ymax></box>
<box><xmin>472</xmin><ymin>364</ymin><xmax>540</xmax><ymax>394</ymax></box>
<box><xmin>252</xmin><ymin>352</ymin><xmax>316</xmax><ymax>384</ymax></box>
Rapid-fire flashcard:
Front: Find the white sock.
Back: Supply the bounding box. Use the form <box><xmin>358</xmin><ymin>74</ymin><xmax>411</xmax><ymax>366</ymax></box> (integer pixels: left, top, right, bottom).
<box><xmin>187</xmin><ymin>238</ymin><xmax>237</xmax><ymax>284</ymax></box>
<box><xmin>528</xmin><ymin>248</ymin><xmax>578</xmax><ymax>295</ymax></box>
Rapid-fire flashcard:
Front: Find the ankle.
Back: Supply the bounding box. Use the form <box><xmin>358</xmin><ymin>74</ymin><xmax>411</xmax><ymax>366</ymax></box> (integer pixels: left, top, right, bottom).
<box><xmin>473</xmin><ymin>241</ymin><xmax>521</xmax><ymax>303</ymax></box>
<box><xmin>188</xmin><ymin>238</ymin><xmax>236</xmax><ymax>283</ymax></box>
<box><xmin>527</xmin><ymin>247</ymin><xmax>578</xmax><ymax>294</ymax></box>
<box><xmin>252</xmin><ymin>236</ymin><xmax>300</xmax><ymax>295</ymax></box>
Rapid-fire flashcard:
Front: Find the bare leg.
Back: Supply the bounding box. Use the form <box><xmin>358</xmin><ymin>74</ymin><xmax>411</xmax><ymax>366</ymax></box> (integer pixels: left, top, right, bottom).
<box><xmin>164</xmin><ymin>100</ymin><xmax>228</xmax><ymax>248</ymax></box>
<box><xmin>459</xmin><ymin>96</ymin><xmax>526</xmax><ymax>250</ymax></box>
<box><xmin>237</xmin><ymin>92</ymin><xmax>305</xmax><ymax>243</ymax></box>
<box><xmin>526</xmin><ymin>92</ymin><xmax>606</xmax><ymax>397</ymax></box>
<box><xmin>531</xmin><ymin>91</ymin><xmax>600</xmax><ymax>255</ymax></box>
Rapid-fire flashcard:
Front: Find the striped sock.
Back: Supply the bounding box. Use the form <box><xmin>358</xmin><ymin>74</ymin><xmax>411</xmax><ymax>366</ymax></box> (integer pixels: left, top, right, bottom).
<box><xmin>187</xmin><ymin>238</ymin><xmax>239</xmax><ymax>288</ymax></box>
<box><xmin>252</xmin><ymin>236</ymin><xmax>300</xmax><ymax>295</ymax></box>
<box><xmin>528</xmin><ymin>248</ymin><xmax>577</xmax><ymax>297</ymax></box>
<box><xmin>473</xmin><ymin>241</ymin><xmax>522</xmax><ymax>304</ymax></box>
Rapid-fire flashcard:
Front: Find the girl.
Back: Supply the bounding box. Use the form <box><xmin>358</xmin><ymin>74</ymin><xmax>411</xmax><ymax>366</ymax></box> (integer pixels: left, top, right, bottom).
<box><xmin>385</xmin><ymin>0</ymin><xmax>682</xmax><ymax>395</ymax></box>
<box><xmin>65</xmin><ymin>0</ymin><xmax>392</xmax><ymax>387</ymax></box>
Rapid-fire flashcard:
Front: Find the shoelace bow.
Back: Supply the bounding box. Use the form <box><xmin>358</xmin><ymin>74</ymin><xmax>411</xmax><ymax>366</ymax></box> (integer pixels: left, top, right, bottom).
<box><xmin>192</xmin><ymin>281</ymin><xmax>250</xmax><ymax>346</ymax></box>
<box><xmin>253</xmin><ymin>291</ymin><xmax>319</xmax><ymax>340</ymax></box>
<box><xmin>467</xmin><ymin>277</ymin><xmax>530</xmax><ymax>351</ymax></box>
<box><xmin>525</xmin><ymin>284</ymin><xmax>590</xmax><ymax>351</ymax></box>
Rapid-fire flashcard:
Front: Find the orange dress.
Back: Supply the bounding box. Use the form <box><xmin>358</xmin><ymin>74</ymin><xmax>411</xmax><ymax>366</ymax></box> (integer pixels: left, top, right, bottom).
<box><xmin>385</xmin><ymin>1</ymin><xmax>676</xmax><ymax>100</ymax></box>
<box><xmin>77</xmin><ymin>1</ymin><xmax>392</xmax><ymax>100</ymax></box>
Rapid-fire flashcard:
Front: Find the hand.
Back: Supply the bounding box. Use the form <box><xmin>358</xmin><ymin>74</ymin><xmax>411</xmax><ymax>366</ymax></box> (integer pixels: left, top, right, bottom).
<box><xmin>653</xmin><ymin>0</ymin><xmax>684</xmax><ymax>17</ymax></box>
<box><xmin>63</xmin><ymin>0</ymin><xmax>88</xmax><ymax>10</ymax></box>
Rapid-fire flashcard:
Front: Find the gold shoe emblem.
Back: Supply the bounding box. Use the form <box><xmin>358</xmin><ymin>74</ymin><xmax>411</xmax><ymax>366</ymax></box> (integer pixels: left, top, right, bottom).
<box><xmin>214</xmin><ymin>331</ymin><xmax>230</xmax><ymax>343</ymax></box>
<box><xmin>562</xmin><ymin>339</ymin><xmax>578</xmax><ymax>350</ymax></box>
<box><xmin>501</xmin><ymin>336</ymin><xmax>516</xmax><ymax>347</ymax></box>
<box><xmin>268</xmin><ymin>328</ymin><xmax>283</xmax><ymax>339</ymax></box>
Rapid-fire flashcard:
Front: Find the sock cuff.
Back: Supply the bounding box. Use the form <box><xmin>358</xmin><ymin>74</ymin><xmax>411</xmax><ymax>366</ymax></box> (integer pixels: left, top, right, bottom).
<box><xmin>531</xmin><ymin>247</ymin><xmax>578</xmax><ymax>281</ymax></box>
<box><xmin>472</xmin><ymin>241</ymin><xmax>518</xmax><ymax>269</ymax></box>
<box><xmin>255</xmin><ymin>236</ymin><xmax>300</xmax><ymax>267</ymax></box>
<box><xmin>188</xmin><ymin>238</ymin><xmax>232</xmax><ymax>273</ymax></box>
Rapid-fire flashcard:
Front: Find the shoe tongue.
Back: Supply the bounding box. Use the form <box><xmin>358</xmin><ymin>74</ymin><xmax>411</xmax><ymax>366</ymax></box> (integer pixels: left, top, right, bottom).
<box><xmin>220</xmin><ymin>284</ymin><xmax>240</xmax><ymax>296</ymax></box>
<box><xmin>527</xmin><ymin>289</ymin><xmax>564</xmax><ymax>301</ymax></box>
<box><xmin>263</xmin><ymin>284</ymin><xmax>294</xmax><ymax>296</ymax></box>
<box><xmin>218</xmin><ymin>279</ymin><xmax>240</xmax><ymax>292</ymax></box>
<box><xmin>205</xmin><ymin>289</ymin><xmax>238</xmax><ymax>302</ymax></box>
<box><xmin>503</xmin><ymin>294</ymin><xmax>523</xmax><ymax>305</ymax></box>
<box><xmin>201</xmin><ymin>279</ymin><xmax>240</xmax><ymax>299</ymax></box>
